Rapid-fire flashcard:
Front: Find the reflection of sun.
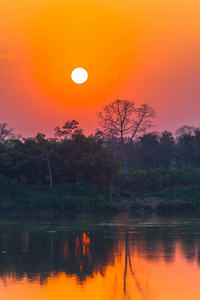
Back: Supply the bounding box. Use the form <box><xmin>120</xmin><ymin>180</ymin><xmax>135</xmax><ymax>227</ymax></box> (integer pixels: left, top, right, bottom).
<box><xmin>28</xmin><ymin>4</ymin><xmax>134</xmax><ymax>106</ymax></box>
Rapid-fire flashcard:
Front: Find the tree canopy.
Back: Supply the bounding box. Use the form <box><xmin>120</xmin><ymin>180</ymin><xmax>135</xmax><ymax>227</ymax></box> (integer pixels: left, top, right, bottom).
<box><xmin>98</xmin><ymin>99</ymin><xmax>156</xmax><ymax>177</ymax></box>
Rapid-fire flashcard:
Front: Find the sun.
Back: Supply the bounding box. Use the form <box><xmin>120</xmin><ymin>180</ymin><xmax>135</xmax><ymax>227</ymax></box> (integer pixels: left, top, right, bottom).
<box><xmin>71</xmin><ymin>68</ymin><xmax>88</xmax><ymax>84</ymax></box>
<box><xmin>29</xmin><ymin>4</ymin><xmax>134</xmax><ymax>105</ymax></box>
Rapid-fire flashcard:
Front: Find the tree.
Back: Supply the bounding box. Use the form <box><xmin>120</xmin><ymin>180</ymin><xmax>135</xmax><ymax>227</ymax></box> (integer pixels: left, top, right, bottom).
<box><xmin>175</xmin><ymin>125</ymin><xmax>196</xmax><ymax>166</ymax></box>
<box><xmin>137</xmin><ymin>132</ymin><xmax>160</xmax><ymax>169</ymax></box>
<box><xmin>97</xmin><ymin>99</ymin><xmax>156</xmax><ymax>178</ymax></box>
<box><xmin>54</xmin><ymin>120</ymin><xmax>83</xmax><ymax>139</ymax></box>
<box><xmin>39</xmin><ymin>148</ymin><xmax>54</xmax><ymax>189</ymax></box>
<box><xmin>159</xmin><ymin>131</ymin><xmax>175</xmax><ymax>168</ymax></box>
<box><xmin>0</xmin><ymin>123</ymin><xmax>15</xmax><ymax>143</ymax></box>
<box><xmin>175</xmin><ymin>125</ymin><xmax>195</xmax><ymax>137</ymax></box>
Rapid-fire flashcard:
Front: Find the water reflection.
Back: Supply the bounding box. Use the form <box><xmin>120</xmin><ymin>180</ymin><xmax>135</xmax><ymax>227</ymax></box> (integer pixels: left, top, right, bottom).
<box><xmin>0</xmin><ymin>213</ymin><xmax>200</xmax><ymax>299</ymax></box>
<box><xmin>124</xmin><ymin>232</ymin><xmax>144</xmax><ymax>297</ymax></box>
<box><xmin>0</xmin><ymin>213</ymin><xmax>117</xmax><ymax>284</ymax></box>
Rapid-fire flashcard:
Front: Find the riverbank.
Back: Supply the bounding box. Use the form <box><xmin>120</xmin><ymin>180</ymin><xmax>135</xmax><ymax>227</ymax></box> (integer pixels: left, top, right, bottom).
<box><xmin>0</xmin><ymin>183</ymin><xmax>200</xmax><ymax>212</ymax></box>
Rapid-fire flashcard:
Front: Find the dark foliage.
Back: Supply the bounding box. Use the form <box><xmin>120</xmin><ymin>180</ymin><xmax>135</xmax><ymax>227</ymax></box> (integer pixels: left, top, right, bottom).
<box><xmin>0</xmin><ymin>124</ymin><xmax>117</xmax><ymax>191</ymax></box>
<box><xmin>1</xmin><ymin>120</ymin><xmax>200</xmax><ymax>210</ymax></box>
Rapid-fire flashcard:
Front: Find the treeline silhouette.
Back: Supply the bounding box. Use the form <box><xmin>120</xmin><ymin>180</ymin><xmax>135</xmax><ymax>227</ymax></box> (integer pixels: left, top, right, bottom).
<box><xmin>1</xmin><ymin>99</ymin><xmax>200</xmax><ymax>209</ymax></box>
<box><xmin>1</xmin><ymin>123</ymin><xmax>200</xmax><ymax>185</ymax></box>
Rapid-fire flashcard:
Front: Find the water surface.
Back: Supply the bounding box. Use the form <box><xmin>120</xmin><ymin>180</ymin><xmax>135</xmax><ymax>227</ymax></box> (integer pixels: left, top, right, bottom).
<box><xmin>0</xmin><ymin>212</ymin><xmax>200</xmax><ymax>300</ymax></box>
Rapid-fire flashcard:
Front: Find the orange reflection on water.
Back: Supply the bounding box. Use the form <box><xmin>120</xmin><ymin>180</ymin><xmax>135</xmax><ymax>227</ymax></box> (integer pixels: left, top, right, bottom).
<box><xmin>73</xmin><ymin>232</ymin><xmax>91</xmax><ymax>260</ymax></box>
<box><xmin>82</xmin><ymin>232</ymin><xmax>91</xmax><ymax>258</ymax></box>
<box><xmin>1</xmin><ymin>242</ymin><xmax>200</xmax><ymax>300</ymax></box>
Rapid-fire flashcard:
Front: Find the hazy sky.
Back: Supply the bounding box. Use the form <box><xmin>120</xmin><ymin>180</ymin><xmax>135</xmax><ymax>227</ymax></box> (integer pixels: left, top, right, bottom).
<box><xmin>1</xmin><ymin>0</ymin><xmax>200</xmax><ymax>137</ymax></box>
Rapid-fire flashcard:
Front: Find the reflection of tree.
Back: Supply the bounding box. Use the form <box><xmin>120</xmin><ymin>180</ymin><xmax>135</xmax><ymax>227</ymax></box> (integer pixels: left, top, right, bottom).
<box><xmin>123</xmin><ymin>232</ymin><xmax>143</xmax><ymax>297</ymax></box>
<box><xmin>0</xmin><ymin>217</ymin><xmax>116</xmax><ymax>284</ymax></box>
<box><xmin>1</xmin><ymin>214</ymin><xmax>200</xmax><ymax>287</ymax></box>
<box><xmin>132</xmin><ymin>227</ymin><xmax>176</xmax><ymax>263</ymax></box>
<box><xmin>48</xmin><ymin>232</ymin><xmax>54</xmax><ymax>269</ymax></box>
<box><xmin>62</xmin><ymin>230</ymin><xmax>115</xmax><ymax>283</ymax></box>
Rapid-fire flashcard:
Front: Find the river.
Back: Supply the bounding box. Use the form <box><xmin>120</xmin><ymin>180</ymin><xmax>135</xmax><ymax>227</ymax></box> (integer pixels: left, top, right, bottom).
<box><xmin>0</xmin><ymin>212</ymin><xmax>200</xmax><ymax>300</ymax></box>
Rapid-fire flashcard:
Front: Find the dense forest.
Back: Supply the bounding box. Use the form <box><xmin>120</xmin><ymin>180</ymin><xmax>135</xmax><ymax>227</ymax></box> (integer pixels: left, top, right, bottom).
<box><xmin>1</xmin><ymin>100</ymin><xmax>200</xmax><ymax>211</ymax></box>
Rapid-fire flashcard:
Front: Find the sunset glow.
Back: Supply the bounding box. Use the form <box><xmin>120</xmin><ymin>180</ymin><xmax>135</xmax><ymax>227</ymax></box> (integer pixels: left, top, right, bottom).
<box><xmin>0</xmin><ymin>0</ymin><xmax>200</xmax><ymax>136</ymax></box>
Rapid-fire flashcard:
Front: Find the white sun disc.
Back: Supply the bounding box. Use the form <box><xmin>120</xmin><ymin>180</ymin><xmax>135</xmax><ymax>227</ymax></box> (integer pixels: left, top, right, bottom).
<box><xmin>71</xmin><ymin>68</ymin><xmax>88</xmax><ymax>84</ymax></box>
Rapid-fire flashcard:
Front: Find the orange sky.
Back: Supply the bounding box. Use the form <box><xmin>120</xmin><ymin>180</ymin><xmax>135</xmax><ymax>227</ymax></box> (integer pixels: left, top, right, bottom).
<box><xmin>0</xmin><ymin>0</ymin><xmax>200</xmax><ymax>137</ymax></box>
